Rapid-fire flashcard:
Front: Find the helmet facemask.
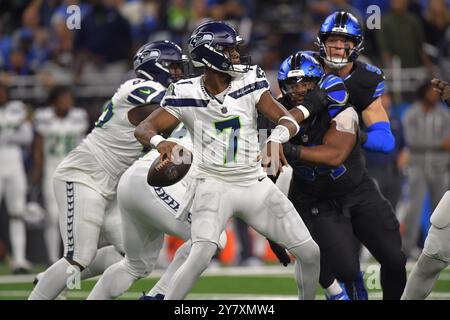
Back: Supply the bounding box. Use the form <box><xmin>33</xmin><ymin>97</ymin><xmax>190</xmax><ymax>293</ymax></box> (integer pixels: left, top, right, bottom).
<box><xmin>284</xmin><ymin>77</ymin><xmax>319</xmax><ymax>106</ymax></box>
<box><xmin>133</xmin><ymin>41</ymin><xmax>188</xmax><ymax>87</ymax></box>
<box><xmin>317</xmin><ymin>11</ymin><xmax>364</xmax><ymax>69</ymax></box>
<box><xmin>221</xmin><ymin>43</ymin><xmax>251</xmax><ymax>77</ymax></box>
<box><xmin>318</xmin><ymin>34</ymin><xmax>363</xmax><ymax>69</ymax></box>
<box><xmin>162</xmin><ymin>56</ymin><xmax>189</xmax><ymax>84</ymax></box>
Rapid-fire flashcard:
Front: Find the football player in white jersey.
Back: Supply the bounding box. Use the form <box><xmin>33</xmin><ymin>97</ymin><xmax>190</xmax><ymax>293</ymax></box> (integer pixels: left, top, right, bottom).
<box><xmin>402</xmin><ymin>79</ymin><xmax>450</xmax><ymax>300</ymax></box>
<box><xmin>32</xmin><ymin>86</ymin><xmax>88</xmax><ymax>264</ymax></box>
<box><xmin>135</xmin><ymin>21</ymin><xmax>329</xmax><ymax>300</ymax></box>
<box><xmin>28</xmin><ymin>40</ymin><xmax>188</xmax><ymax>300</ymax></box>
<box><xmin>0</xmin><ymin>82</ymin><xmax>33</xmax><ymax>273</ymax></box>
<box><xmin>87</xmin><ymin>124</ymin><xmax>207</xmax><ymax>299</ymax></box>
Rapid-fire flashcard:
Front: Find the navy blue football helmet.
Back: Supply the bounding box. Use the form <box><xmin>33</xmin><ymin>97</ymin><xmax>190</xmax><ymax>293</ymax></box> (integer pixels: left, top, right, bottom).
<box><xmin>133</xmin><ymin>40</ymin><xmax>188</xmax><ymax>87</ymax></box>
<box><xmin>278</xmin><ymin>51</ymin><xmax>324</xmax><ymax>102</ymax></box>
<box><xmin>187</xmin><ymin>21</ymin><xmax>250</xmax><ymax>77</ymax></box>
<box><xmin>316</xmin><ymin>11</ymin><xmax>364</xmax><ymax>69</ymax></box>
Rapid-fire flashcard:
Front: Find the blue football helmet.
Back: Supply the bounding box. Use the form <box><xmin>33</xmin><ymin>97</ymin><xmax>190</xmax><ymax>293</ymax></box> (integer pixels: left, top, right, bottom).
<box><xmin>133</xmin><ymin>40</ymin><xmax>188</xmax><ymax>87</ymax></box>
<box><xmin>278</xmin><ymin>51</ymin><xmax>324</xmax><ymax>104</ymax></box>
<box><xmin>316</xmin><ymin>11</ymin><xmax>364</xmax><ymax>69</ymax></box>
<box><xmin>187</xmin><ymin>21</ymin><xmax>250</xmax><ymax>77</ymax></box>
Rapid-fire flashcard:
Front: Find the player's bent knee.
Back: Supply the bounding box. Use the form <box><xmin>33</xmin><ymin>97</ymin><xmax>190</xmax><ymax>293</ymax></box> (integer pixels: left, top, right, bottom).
<box><xmin>289</xmin><ymin>238</ymin><xmax>320</xmax><ymax>264</ymax></box>
<box><xmin>122</xmin><ymin>258</ymin><xmax>150</xmax><ymax>279</ymax></box>
<box><xmin>64</xmin><ymin>257</ymin><xmax>86</xmax><ymax>270</ymax></box>
<box><xmin>65</xmin><ymin>247</ymin><xmax>98</xmax><ymax>270</ymax></box>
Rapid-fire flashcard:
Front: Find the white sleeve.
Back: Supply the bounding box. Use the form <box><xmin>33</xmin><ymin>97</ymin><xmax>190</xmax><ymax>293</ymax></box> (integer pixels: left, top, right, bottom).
<box><xmin>331</xmin><ymin>107</ymin><xmax>359</xmax><ymax>134</ymax></box>
<box><xmin>161</xmin><ymin>83</ymin><xmax>183</xmax><ymax>121</ymax></box>
<box><xmin>253</xmin><ymin>66</ymin><xmax>271</xmax><ymax>104</ymax></box>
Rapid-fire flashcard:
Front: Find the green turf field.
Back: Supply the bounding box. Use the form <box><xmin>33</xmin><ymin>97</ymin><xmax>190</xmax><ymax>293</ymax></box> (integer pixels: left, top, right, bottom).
<box><xmin>1</xmin><ymin>263</ymin><xmax>449</xmax><ymax>300</ymax></box>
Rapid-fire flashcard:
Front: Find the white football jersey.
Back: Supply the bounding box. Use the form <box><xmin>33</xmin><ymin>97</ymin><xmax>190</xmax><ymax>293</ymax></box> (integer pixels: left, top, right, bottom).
<box><xmin>34</xmin><ymin>107</ymin><xmax>88</xmax><ymax>179</ymax></box>
<box><xmin>162</xmin><ymin>65</ymin><xmax>269</xmax><ymax>183</ymax></box>
<box><xmin>54</xmin><ymin>78</ymin><xmax>166</xmax><ymax>199</ymax></box>
<box><xmin>0</xmin><ymin>101</ymin><xmax>32</xmax><ymax>173</ymax></box>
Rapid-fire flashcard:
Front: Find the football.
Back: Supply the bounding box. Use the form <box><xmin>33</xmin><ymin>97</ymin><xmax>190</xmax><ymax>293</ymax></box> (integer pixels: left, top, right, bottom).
<box><xmin>147</xmin><ymin>148</ymin><xmax>193</xmax><ymax>187</ymax></box>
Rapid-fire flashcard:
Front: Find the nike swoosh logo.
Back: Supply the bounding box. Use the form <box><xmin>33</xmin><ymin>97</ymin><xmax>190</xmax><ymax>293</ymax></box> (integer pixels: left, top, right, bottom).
<box><xmin>258</xmin><ymin>176</ymin><xmax>266</xmax><ymax>182</ymax></box>
<box><xmin>139</xmin><ymin>89</ymin><xmax>151</xmax><ymax>95</ymax></box>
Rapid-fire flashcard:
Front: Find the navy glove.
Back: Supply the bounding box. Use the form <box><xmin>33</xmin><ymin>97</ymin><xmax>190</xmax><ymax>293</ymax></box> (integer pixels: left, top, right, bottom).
<box><xmin>267</xmin><ymin>239</ymin><xmax>291</xmax><ymax>267</ymax></box>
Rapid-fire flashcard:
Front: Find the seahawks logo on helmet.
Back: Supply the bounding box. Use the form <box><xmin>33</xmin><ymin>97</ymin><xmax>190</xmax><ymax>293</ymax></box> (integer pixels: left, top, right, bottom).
<box><xmin>134</xmin><ymin>49</ymin><xmax>161</xmax><ymax>68</ymax></box>
<box><xmin>189</xmin><ymin>32</ymin><xmax>214</xmax><ymax>49</ymax></box>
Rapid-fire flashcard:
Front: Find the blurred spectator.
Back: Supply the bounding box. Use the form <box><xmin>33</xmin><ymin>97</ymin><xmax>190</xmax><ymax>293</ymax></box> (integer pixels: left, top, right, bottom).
<box><xmin>187</xmin><ymin>0</ymin><xmax>212</xmax><ymax>31</ymax></box>
<box><xmin>421</xmin><ymin>0</ymin><xmax>450</xmax><ymax>62</ymax></box>
<box><xmin>376</xmin><ymin>0</ymin><xmax>433</xmax><ymax>70</ymax></box>
<box><xmin>5</xmin><ymin>48</ymin><xmax>34</xmax><ymax>76</ymax></box>
<box><xmin>365</xmin><ymin>92</ymin><xmax>406</xmax><ymax>211</ymax></box>
<box><xmin>73</xmin><ymin>0</ymin><xmax>132</xmax><ymax>83</ymax></box>
<box><xmin>119</xmin><ymin>0</ymin><xmax>160</xmax><ymax>46</ymax></box>
<box><xmin>37</xmin><ymin>6</ymin><xmax>78</xmax><ymax>87</ymax></box>
<box><xmin>0</xmin><ymin>1</ymin><xmax>29</xmax><ymax>34</ymax></box>
<box><xmin>309</xmin><ymin>0</ymin><xmax>363</xmax><ymax>25</ymax></box>
<box><xmin>167</xmin><ymin>0</ymin><xmax>191</xmax><ymax>33</ymax></box>
<box><xmin>437</xmin><ymin>10</ymin><xmax>450</xmax><ymax>80</ymax></box>
<box><xmin>401</xmin><ymin>81</ymin><xmax>450</xmax><ymax>258</ymax></box>
<box><xmin>209</xmin><ymin>0</ymin><xmax>244</xmax><ymax>21</ymax></box>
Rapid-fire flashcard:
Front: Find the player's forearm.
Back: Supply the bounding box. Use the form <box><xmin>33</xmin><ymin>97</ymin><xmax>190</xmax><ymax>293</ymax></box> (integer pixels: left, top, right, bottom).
<box><xmin>278</xmin><ymin>116</ymin><xmax>300</xmax><ymax>137</ymax></box>
<box><xmin>362</xmin><ymin>122</ymin><xmax>395</xmax><ymax>153</ymax></box>
<box><xmin>289</xmin><ymin>108</ymin><xmax>305</xmax><ymax>125</ymax></box>
<box><xmin>31</xmin><ymin>135</ymin><xmax>44</xmax><ymax>185</ymax></box>
<box><xmin>134</xmin><ymin>118</ymin><xmax>158</xmax><ymax>148</ymax></box>
<box><xmin>257</xmin><ymin>91</ymin><xmax>298</xmax><ymax>137</ymax></box>
<box><xmin>300</xmin><ymin>145</ymin><xmax>348</xmax><ymax>167</ymax></box>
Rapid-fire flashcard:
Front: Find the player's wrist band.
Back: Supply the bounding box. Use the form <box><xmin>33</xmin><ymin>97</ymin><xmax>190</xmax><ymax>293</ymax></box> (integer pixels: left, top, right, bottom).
<box><xmin>278</xmin><ymin>116</ymin><xmax>300</xmax><ymax>135</ymax></box>
<box><xmin>150</xmin><ymin>135</ymin><xmax>166</xmax><ymax>148</ymax></box>
<box><xmin>296</xmin><ymin>105</ymin><xmax>310</xmax><ymax>120</ymax></box>
<box><xmin>267</xmin><ymin>124</ymin><xmax>290</xmax><ymax>144</ymax></box>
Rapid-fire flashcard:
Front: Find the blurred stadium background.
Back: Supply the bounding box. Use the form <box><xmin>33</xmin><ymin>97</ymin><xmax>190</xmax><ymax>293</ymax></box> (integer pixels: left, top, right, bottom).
<box><xmin>0</xmin><ymin>0</ymin><xmax>449</xmax><ymax>299</ymax></box>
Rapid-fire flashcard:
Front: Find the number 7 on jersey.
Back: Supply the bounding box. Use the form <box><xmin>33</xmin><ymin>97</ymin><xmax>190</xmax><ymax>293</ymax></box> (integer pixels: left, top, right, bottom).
<box><xmin>214</xmin><ymin>116</ymin><xmax>241</xmax><ymax>164</ymax></box>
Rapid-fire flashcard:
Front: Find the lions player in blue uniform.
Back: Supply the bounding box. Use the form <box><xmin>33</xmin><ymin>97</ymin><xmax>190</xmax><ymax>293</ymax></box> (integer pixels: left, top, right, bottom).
<box><xmin>269</xmin><ymin>11</ymin><xmax>406</xmax><ymax>300</ymax></box>
<box><xmin>315</xmin><ymin>11</ymin><xmax>406</xmax><ymax>300</ymax></box>
<box><xmin>272</xmin><ymin>50</ymin><xmax>406</xmax><ymax>300</ymax></box>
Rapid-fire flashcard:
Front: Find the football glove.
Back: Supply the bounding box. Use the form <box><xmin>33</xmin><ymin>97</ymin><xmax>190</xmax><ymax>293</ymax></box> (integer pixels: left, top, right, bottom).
<box><xmin>267</xmin><ymin>239</ymin><xmax>291</xmax><ymax>267</ymax></box>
